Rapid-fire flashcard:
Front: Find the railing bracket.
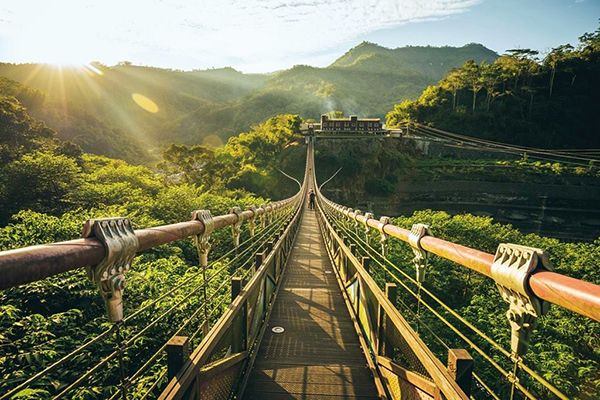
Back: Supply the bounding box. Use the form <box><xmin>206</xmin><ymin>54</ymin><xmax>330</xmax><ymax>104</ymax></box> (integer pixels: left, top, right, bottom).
<box><xmin>491</xmin><ymin>244</ymin><xmax>553</xmax><ymax>357</ymax></box>
<box><xmin>378</xmin><ymin>216</ymin><xmax>391</xmax><ymax>257</ymax></box>
<box><xmin>82</xmin><ymin>217</ymin><xmax>139</xmax><ymax>323</ymax></box>
<box><xmin>247</xmin><ymin>205</ymin><xmax>257</xmax><ymax>236</ymax></box>
<box><xmin>363</xmin><ymin>213</ymin><xmax>374</xmax><ymax>244</ymax></box>
<box><xmin>230</xmin><ymin>207</ymin><xmax>244</xmax><ymax>246</ymax></box>
<box><xmin>192</xmin><ymin>210</ymin><xmax>214</xmax><ymax>267</ymax></box>
<box><xmin>259</xmin><ymin>204</ymin><xmax>267</xmax><ymax>228</ymax></box>
<box><xmin>409</xmin><ymin>223</ymin><xmax>433</xmax><ymax>283</ymax></box>
<box><xmin>353</xmin><ymin>210</ymin><xmax>363</xmax><ymax>235</ymax></box>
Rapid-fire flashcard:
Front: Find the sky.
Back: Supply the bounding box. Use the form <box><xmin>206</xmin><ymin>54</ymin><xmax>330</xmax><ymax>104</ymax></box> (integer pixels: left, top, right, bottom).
<box><xmin>0</xmin><ymin>0</ymin><xmax>598</xmax><ymax>73</ymax></box>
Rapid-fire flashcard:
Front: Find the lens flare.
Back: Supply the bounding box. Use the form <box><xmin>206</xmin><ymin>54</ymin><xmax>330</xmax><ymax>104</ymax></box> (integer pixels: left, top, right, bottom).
<box><xmin>132</xmin><ymin>93</ymin><xmax>159</xmax><ymax>114</ymax></box>
<box><xmin>84</xmin><ymin>64</ymin><xmax>104</xmax><ymax>75</ymax></box>
<box><xmin>202</xmin><ymin>134</ymin><xmax>224</xmax><ymax>149</ymax></box>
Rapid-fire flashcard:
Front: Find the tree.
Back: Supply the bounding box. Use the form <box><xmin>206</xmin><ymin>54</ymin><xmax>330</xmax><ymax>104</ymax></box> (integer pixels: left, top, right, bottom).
<box><xmin>326</xmin><ymin>110</ymin><xmax>344</xmax><ymax>118</ymax></box>
<box><xmin>480</xmin><ymin>62</ymin><xmax>501</xmax><ymax>111</ymax></box>
<box><xmin>0</xmin><ymin>97</ymin><xmax>55</xmax><ymax>163</ymax></box>
<box><xmin>441</xmin><ymin>69</ymin><xmax>465</xmax><ymax>111</ymax></box>
<box><xmin>461</xmin><ymin>60</ymin><xmax>483</xmax><ymax>112</ymax></box>
<box><xmin>0</xmin><ymin>152</ymin><xmax>81</xmax><ymax>223</ymax></box>
<box><xmin>545</xmin><ymin>45</ymin><xmax>574</xmax><ymax>97</ymax></box>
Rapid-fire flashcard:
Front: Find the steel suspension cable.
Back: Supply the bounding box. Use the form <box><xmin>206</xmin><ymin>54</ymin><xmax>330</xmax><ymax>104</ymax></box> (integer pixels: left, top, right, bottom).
<box><xmin>6</xmin><ymin>209</ymin><xmax>294</xmax><ymax>400</ymax></box>
<box><xmin>321</xmin><ymin>203</ymin><xmax>568</xmax><ymax>400</ymax></box>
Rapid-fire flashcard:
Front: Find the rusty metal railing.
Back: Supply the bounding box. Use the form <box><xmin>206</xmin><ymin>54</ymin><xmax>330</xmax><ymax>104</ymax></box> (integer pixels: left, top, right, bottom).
<box><xmin>312</xmin><ymin>134</ymin><xmax>600</xmax><ymax>399</ymax></box>
<box><xmin>318</xmin><ymin>198</ymin><xmax>600</xmax><ymax>323</ymax></box>
<box><xmin>158</xmin><ymin>149</ymin><xmax>311</xmax><ymax>399</ymax></box>
<box><xmin>0</xmin><ymin>149</ymin><xmax>308</xmax><ymax>399</ymax></box>
<box><xmin>0</xmin><ymin>199</ymin><xmax>298</xmax><ymax>290</ymax></box>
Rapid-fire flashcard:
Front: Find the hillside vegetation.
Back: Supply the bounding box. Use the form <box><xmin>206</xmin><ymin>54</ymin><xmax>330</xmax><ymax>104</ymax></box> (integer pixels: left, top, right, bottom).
<box><xmin>386</xmin><ymin>24</ymin><xmax>600</xmax><ymax>149</ymax></box>
<box><xmin>0</xmin><ymin>43</ymin><xmax>497</xmax><ymax>160</ymax></box>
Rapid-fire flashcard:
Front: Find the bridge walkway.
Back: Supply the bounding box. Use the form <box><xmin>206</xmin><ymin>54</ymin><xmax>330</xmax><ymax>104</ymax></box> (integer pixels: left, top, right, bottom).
<box><xmin>242</xmin><ymin>207</ymin><xmax>379</xmax><ymax>399</ymax></box>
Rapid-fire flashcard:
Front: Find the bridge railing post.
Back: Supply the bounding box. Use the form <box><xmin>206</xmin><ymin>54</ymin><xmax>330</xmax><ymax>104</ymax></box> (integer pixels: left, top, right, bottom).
<box><xmin>379</xmin><ymin>283</ymin><xmax>397</xmax><ymax>358</ymax></box>
<box><xmin>231</xmin><ymin>277</ymin><xmax>242</xmax><ymax>302</ymax></box>
<box><xmin>254</xmin><ymin>252</ymin><xmax>264</xmax><ymax>276</ymax></box>
<box><xmin>166</xmin><ymin>336</ymin><xmax>190</xmax><ymax>381</ymax></box>
<box><xmin>349</xmin><ymin>244</ymin><xmax>356</xmax><ymax>258</ymax></box>
<box><xmin>362</xmin><ymin>256</ymin><xmax>370</xmax><ymax>274</ymax></box>
<box><xmin>447</xmin><ymin>349</ymin><xmax>474</xmax><ymax>397</ymax></box>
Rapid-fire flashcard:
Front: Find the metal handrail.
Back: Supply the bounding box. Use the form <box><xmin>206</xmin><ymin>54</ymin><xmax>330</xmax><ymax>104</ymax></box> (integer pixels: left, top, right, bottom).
<box><xmin>316</xmin><ymin>196</ymin><xmax>600</xmax><ymax>322</ymax></box>
<box><xmin>0</xmin><ymin>197</ymin><xmax>300</xmax><ymax>290</ymax></box>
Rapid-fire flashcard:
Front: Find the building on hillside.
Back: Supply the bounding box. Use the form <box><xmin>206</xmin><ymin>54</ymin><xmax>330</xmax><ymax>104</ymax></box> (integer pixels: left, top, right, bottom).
<box><xmin>320</xmin><ymin>115</ymin><xmax>383</xmax><ymax>132</ymax></box>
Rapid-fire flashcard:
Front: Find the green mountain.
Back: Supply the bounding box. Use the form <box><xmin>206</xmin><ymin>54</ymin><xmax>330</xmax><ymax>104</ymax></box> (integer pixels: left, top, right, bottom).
<box><xmin>166</xmin><ymin>42</ymin><xmax>498</xmax><ymax>145</ymax></box>
<box><xmin>0</xmin><ymin>42</ymin><xmax>498</xmax><ymax>161</ymax></box>
<box><xmin>386</xmin><ymin>26</ymin><xmax>600</xmax><ymax>149</ymax></box>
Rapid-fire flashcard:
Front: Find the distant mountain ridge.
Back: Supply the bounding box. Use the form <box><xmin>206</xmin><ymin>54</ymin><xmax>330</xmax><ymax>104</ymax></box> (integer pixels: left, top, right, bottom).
<box><xmin>331</xmin><ymin>42</ymin><xmax>497</xmax><ymax>76</ymax></box>
<box><xmin>0</xmin><ymin>42</ymin><xmax>498</xmax><ymax>161</ymax></box>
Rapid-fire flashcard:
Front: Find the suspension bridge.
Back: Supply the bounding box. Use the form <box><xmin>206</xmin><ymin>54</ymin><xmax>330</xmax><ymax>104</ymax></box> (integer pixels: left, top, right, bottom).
<box><xmin>1</xmin><ymin>140</ymin><xmax>599</xmax><ymax>399</ymax></box>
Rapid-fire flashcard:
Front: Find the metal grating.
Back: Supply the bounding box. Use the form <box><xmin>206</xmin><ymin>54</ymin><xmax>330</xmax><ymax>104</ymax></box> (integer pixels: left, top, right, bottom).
<box><xmin>198</xmin><ymin>361</ymin><xmax>243</xmax><ymax>400</ymax></box>
<box><xmin>242</xmin><ymin>210</ymin><xmax>379</xmax><ymax>399</ymax></box>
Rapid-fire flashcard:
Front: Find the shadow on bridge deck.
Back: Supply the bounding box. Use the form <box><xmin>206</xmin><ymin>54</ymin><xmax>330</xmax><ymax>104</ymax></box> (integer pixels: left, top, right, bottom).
<box><xmin>242</xmin><ymin>207</ymin><xmax>379</xmax><ymax>399</ymax></box>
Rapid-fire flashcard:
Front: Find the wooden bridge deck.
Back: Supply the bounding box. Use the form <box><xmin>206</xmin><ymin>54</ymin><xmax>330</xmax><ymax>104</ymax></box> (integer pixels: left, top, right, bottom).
<box><xmin>243</xmin><ymin>208</ymin><xmax>379</xmax><ymax>399</ymax></box>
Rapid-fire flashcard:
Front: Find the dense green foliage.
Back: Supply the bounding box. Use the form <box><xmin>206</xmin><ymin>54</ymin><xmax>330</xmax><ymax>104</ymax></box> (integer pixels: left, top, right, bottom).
<box><xmin>0</xmin><ymin>76</ymin><xmax>151</xmax><ymax>164</ymax></box>
<box><xmin>0</xmin><ymin>94</ymin><xmax>306</xmax><ymax>397</ymax></box>
<box><xmin>386</xmin><ymin>25</ymin><xmax>600</xmax><ymax>149</ymax></box>
<box><xmin>315</xmin><ymin>138</ymin><xmax>418</xmax><ymax>202</ymax></box>
<box><xmin>372</xmin><ymin>210</ymin><xmax>600</xmax><ymax>398</ymax></box>
<box><xmin>409</xmin><ymin>158</ymin><xmax>600</xmax><ymax>185</ymax></box>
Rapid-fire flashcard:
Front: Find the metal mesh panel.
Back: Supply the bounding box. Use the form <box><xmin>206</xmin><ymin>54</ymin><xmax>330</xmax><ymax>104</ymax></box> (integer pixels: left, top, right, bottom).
<box><xmin>382</xmin><ymin>313</ymin><xmax>433</xmax><ymax>380</ymax></box>
<box><xmin>208</xmin><ymin>323</ymin><xmax>234</xmax><ymax>364</ymax></box>
<box><xmin>246</xmin><ymin>284</ymin><xmax>261</xmax><ymax>340</ymax></box>
<box><xmin>347</xmin><ymin>278</ymin><xmax>359</xmax><ymax>309</ymax></box>
<box><xmin>197</xmin><ymin>361</ymin><xmax>243</xmax><ymax>400</ymax></box>
<box><xmin>249</xmin><ymin>283</ymin><xmax>265</xmax><ymax>341</ymax></box>
<box><xmin>360</xmin><ymin>283</ymin><xmax>379</xmax><ymax>347</ymax></box>
<box><xmin>265</xmin><ymin>275</ymin><xmax>275</xmax><ymax>305</ymax></box>
<box><xmin>380</xmin><ymin>367</ymin><xmax>435</xmax><ymax>400</ymax></box>
<box><xmin>208</xmin><ymin>311</ymin><xmax>245</xmax><ymax>365</ymax></box>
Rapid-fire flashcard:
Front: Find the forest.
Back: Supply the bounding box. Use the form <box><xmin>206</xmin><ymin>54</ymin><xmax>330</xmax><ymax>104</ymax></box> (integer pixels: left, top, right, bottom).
<box><xmin>386</xmin><ymin>24</ymin><xmax>600</xmax><ymax>149</ymax></box>
<box><xmin>0</xmin><ymin>42</ymin><xmax>495</xmax><ymax>163</ymax></box>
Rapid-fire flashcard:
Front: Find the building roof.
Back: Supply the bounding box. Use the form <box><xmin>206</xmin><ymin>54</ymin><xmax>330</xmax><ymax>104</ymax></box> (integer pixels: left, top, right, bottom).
<box><xmin>324</xmin><ymin>117</ymin><xmax>381</xmax><ymax>122</ymax></box>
